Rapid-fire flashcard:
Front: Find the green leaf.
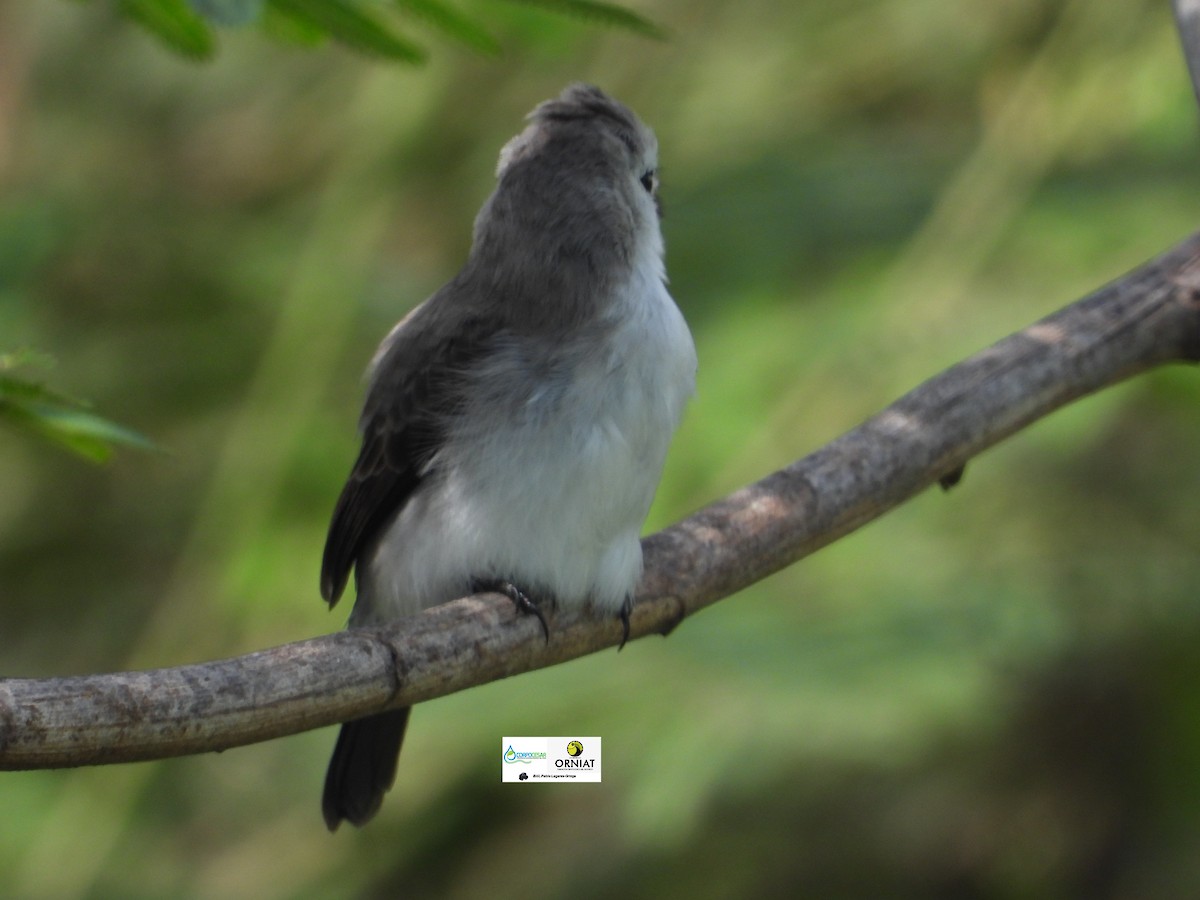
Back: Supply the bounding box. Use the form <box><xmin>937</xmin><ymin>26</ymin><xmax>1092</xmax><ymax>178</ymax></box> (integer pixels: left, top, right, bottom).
<box><xmin>2</xmin><ymin>403</ymin><xmax>155</xmax><ymax>463</ymax></box>
<box><xmin>0</xmin><ymin>351</ymin><xmax>85</xmax><ymax>409</ymax></box>
<box><xmin>0</xmin><ymin>351</ymin><xmax>156</xmax><ymax>464</ymax></box>
<box><xmin>109</xmin><ymin>0</ymin><xmax>661</xmax><ymax>62</ymax></box>
<box><xmin>0</xmin><ymin>348</ymin><xmax>57</xmax><ymax>376</ymax></box>
<box><xmin>394</xmin><ymin>0</ymin><xmax>501</xmax><ymax>56</ymax></box>
<box><xmin>0</xmin><ymin>374</ymin><xmax>82</xmax><ymax>410</ymax></box>
<box><xmin>268</xmin><ymin>0</ymin><xmax>427</xmax><ymax>61</ymax></box>
<box><xmin>500</xmin><ymin>0</ymin><xmax>666</xmax><ymax>40</ymax></box>
<box><xmin>259</xmin><ymin>1</ymin><xmax>328</xmax><ymax>46</ymax></box>
<box><xmin>119</xmin><ymin>0</ymin><xmax>218</xmax><ymax>58</ymax></box>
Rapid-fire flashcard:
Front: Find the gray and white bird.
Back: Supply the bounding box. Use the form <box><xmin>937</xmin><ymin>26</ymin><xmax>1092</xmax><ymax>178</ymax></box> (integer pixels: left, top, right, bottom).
<box><xmin>319</xmin><ymin>84</ymin><xmax>696</xmax><ymax>830</ymax></box>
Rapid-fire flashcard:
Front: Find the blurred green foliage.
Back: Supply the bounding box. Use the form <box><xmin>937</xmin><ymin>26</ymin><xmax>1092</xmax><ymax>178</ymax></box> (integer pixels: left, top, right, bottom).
<box><xmin>3</xmin><ymin>0</ymin><xmax>1200</xmax><ymax>897</ymax></box>
<box><xmin>106</xmin><ymin>0</ymin><xmax>663</xmax><ymax>61</ymax></box>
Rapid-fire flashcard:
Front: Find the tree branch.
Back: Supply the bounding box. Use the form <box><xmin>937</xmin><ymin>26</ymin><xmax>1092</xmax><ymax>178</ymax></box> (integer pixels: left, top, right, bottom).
<box><xmin>2</xmin><ymin>230</ymin><xmax>1199</xmax><ymax>771</ymax></box>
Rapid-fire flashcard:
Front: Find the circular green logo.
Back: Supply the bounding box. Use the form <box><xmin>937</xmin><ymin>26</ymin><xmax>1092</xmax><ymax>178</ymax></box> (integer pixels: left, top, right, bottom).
<box><xmin>566</xmin><ymin>741</ymin><xmax>584</xmax><ymax>757</ymax></box>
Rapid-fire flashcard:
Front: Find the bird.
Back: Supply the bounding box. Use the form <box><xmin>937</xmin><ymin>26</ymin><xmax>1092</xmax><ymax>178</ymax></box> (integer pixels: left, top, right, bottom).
<box><xmin>318</xmin><ymin>83</ymin><xmax>696</xmax><ymax>830</ymax></box>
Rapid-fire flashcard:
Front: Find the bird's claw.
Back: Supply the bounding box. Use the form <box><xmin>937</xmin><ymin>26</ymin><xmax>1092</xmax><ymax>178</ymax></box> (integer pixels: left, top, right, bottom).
<box><xmin>618</xmin><ymin>595</ymin><xmax>633</xmax><ymax>651</ymax></box>
<box><xmin>474</xmin><ymin>578</ymin><xmax>550</xmax><ymax>643</ymax></box>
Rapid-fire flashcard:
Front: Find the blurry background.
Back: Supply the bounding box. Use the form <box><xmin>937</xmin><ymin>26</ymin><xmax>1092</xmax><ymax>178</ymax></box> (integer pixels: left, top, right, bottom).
<box><xmin>2</xmin><ymin>0</ymin><xmax>1200</xmax><ymax>896</ymax></box>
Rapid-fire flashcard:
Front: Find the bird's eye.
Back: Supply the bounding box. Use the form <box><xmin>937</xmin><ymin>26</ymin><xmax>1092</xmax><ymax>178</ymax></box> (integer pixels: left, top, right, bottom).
<box><xmin>639</xmin><ymin>170</ymin><xmax>658</xmax><ymax>195</ymax></box>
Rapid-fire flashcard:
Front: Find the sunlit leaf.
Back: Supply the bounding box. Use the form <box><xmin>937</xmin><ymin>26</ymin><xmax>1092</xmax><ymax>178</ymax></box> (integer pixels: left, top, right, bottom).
<box><xmin>0</xmin><ymin>352</ymin><xmax>156</xmax><ymax>464</ymax></box>
<box><xmin>119</xmin><ymin>0</ymin><xmax>217</xmax><ymax>58</ymax></box>
<box><xmin>0</xmin><ymin>374</ymin><xmax>81</xmax><ymax>409</ymax></box>
<box><xmin>107</xmin><ymin>0</ymin><xmax>663</xmax><ymax>61</ymax></box>
<box><xmin>259</xmin><ymin>1</ymin><xmax>327</xmax><ymax>45</ymax></box>
<box><xmin>2</xmin><ymin>404</ymin><xmax>148</xmax><ymax>463</ymax></box>
<box><xmin>0</xmin><ymin>351</ymin><xmax>84</xmax><ymax>409</ymax></box>
<box><xmin>395</xmin><ymin>0</ymin><xmax>501</xmax><ymax>56</ymax></box>
<box><xmin>500</xmin><ymin>0</ymin><xmax>666</xmax><ymax>40</ymax></box>
<box><xmin>268</xmin><ymin>0</ymin><xmax>427</xmax><ymax>61</ymax></box>
<box><xmin>0</xmin><ymin>348</ymin><xmax>57</xmax><ymax>376</ymax></box>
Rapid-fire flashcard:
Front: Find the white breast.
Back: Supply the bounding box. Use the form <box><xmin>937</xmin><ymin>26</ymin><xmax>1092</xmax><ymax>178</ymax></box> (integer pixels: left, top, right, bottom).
<box><xmin>357</xmin><ymin>252</ymin><xmax>695</xmax><ymax>625</ymax></box>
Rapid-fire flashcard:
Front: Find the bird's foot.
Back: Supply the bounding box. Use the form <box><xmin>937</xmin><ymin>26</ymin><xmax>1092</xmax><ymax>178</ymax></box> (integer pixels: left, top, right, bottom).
<box><xmin>617</xmin><ymin>594</ymin><xmax>633</xmax><ymax>651</ymax></box>
<box><xmin>473</xmin><ymin>578</ymin><xmax>550</xmax><ymax>643</ymax></box>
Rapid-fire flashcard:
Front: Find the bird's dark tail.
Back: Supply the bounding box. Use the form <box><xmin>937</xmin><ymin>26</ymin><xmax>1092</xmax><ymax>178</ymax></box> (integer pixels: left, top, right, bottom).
<box><xmin>322</xmin><ymin>707</ymin><xmax>411</xmax><ymax>831</ymax></box>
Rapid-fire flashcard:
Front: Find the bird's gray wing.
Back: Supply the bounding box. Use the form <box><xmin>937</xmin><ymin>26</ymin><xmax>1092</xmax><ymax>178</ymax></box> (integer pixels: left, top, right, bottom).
<box><xmin>319</xmin><ymin>299</ymin><xmax>491</xmax><ymax>607</ymax></box>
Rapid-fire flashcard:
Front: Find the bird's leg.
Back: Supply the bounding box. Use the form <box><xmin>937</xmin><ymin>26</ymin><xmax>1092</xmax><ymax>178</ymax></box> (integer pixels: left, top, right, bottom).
<box><xmin>617</xmin><ymin>594</ymin><xmax>633</xmax><ymax>651</ymax></box>
<box><xmin>473</xmin><ymin>578</ymin><xmax>550</xmax><ymax>643</ymax></box>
